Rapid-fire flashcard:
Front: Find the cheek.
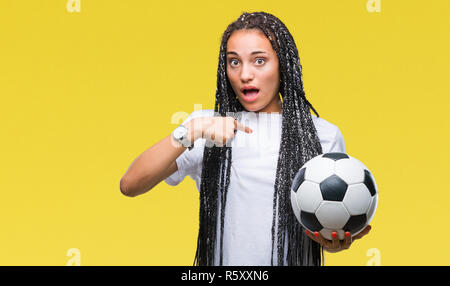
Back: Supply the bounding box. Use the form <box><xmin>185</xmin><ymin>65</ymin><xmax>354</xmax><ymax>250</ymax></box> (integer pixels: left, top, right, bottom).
<box><xmin>261</xmin><ymin>67</ymin><xmax>280</xmax><ymax>91</ymax></box>
<box><xmin>226</xmin><ymin>69</ymin><xmax>236</xmax><ymax>84</ymax></box>
<box><xmin>227</xmin><ymin>71</ymin><xmax>241</xmax><ymax>93</ymax></box>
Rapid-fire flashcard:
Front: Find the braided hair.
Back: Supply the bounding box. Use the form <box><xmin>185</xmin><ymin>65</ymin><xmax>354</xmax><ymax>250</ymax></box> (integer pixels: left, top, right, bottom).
<box><xmin>194</xmin><ymin>11</ymin><xmax>324</xmax><ymax>266</ymax></box>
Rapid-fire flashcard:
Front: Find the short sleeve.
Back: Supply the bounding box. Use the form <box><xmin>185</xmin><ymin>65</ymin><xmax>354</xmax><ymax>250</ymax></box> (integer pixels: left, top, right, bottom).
<box><xmin>164</xmin><ymin>147</ymin><xmax>202</xmax><ymax>186</ymax></box>
<box><xmin>312</xmin><ymin>115</ymin><xmax>346</xmax><ymax>154</ymax></box>
<box><xmin>164</xmin><ymin>109</ymin><xmax>213</xmax><ymax>187</ymax></box>
<box><xmin>328</xmin><ymin>128</ymin><xmax>346</xmax><ymax>153</ymax></box>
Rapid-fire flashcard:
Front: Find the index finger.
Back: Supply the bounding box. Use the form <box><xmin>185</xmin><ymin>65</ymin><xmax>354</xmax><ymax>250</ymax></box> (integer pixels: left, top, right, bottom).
<box><xmin>234</xmin><ymin>120</ymin><xmax>253</xmax><ymax>133</ymax></box>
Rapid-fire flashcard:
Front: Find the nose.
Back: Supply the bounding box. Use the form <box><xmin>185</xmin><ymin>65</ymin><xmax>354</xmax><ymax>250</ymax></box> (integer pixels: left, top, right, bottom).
<box><xmin>240</xmin><ymin>63</ymin><xmax>254</xmax><ymax>82</ymax></box>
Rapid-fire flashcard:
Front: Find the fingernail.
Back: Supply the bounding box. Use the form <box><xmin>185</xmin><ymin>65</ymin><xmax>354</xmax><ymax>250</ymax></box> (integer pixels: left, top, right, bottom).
<box><xmin>305</xmin><ymin>230</ymin><xmax>309</xmax><ymax>235</ymax></box>
<box><xmin>345</xmin><ymin>232</ymin><xmax>351</xmax><ymax>237</ymax></box>
<box><xmin>314</xmin><ymin>232</ymin><xmax>320</xmax><ymax>237</ymax></box>
<box><xmin>331</xmin><ymin>232</ymin><xmax>337</xmax><ymax>238</ymax></box>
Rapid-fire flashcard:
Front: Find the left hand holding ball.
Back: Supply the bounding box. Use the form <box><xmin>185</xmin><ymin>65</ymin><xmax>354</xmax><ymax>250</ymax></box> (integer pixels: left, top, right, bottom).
<box><xmin>304</xmin><ymin>225</ymin><xmax>372</xmax><ymax>253</ymax></box>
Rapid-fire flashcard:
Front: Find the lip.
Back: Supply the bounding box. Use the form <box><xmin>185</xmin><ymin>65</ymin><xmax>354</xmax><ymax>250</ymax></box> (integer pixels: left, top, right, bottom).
<box><xmin>240</xmin><ymin>85</ymin><xmax>260</xmax><ymax>103</ymax></box>
<box><xmin>240</xmin><ymin>85</ymin><xmax>259</xmax><ymax>93</ymax></box>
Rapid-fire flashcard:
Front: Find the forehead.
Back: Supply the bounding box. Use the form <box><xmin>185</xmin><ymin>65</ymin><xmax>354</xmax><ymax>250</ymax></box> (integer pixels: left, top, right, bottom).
<box><xmin>226</xmin><ymin>29</ymin><xmax>275</xmax><ymax>56</ymax></box>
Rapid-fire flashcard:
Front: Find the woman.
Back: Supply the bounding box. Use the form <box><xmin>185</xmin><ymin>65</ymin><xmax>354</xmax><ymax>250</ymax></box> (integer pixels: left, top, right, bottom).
<box><xmin>120</xmin><ymin>11</ymin><xmax>371</xmax><ymax>266</ymax></box>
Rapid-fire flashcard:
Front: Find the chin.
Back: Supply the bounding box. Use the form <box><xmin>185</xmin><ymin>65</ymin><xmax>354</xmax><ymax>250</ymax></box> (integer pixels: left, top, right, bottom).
<box><xmin>241</xmin><ymin>105</ymin><xmax>258</xmax><ymax>112</ymax></box>
<box><xmin>237</xmin><ymin>100</ymin><xmax>257</xmax><ymax>112</ymax></box>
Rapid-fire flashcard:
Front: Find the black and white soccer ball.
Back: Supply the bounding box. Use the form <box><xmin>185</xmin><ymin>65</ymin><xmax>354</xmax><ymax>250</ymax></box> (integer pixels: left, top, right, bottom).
<box><xmin>290</xmin><ymin>152</ymin><xmax>378</xmax><ymax>240</ymax></box>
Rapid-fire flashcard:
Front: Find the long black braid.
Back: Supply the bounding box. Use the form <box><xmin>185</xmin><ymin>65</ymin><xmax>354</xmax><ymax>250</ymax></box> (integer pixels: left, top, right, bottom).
<box><xmin>194</xmin><ymin>11</ymin><xmax>324</xmax><ymax>266</ymax></box>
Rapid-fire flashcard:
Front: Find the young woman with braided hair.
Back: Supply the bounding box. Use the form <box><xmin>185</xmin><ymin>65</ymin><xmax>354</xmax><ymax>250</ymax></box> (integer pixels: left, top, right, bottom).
<box><xmin>120</xmin><ymin>11</ymin><xmax>371</xmax><ymax>266</ymax></box>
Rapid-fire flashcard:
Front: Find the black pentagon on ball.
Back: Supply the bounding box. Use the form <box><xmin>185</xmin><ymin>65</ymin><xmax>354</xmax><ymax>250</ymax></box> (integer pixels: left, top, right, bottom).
<box><xmin>300</xmin><ymin>211</ymin><xmax>323</xmax><ymax>232</ymax></box>
<box><xmin>319</xmin><ymin>175</ymin><xmax>348</xmax><ymax>201</ymax></box>
<box><xmin>291</xmin><ymin>168</ymin><xmax>306</xmax><ymax>193</ymax></box>
<box><xmin>322</xmin><ymin>152</ymin><xmax>349</xmax><ymax>161</ymax></box>
<box><xmin>343</xmin><ymin>214</ymin><xmax>367</xmax><ymax>234</ymax></box>
<box><xmin>363</xmin><ymin>170</ymin><xmax>377</xmax><ymax>196</ymax></box>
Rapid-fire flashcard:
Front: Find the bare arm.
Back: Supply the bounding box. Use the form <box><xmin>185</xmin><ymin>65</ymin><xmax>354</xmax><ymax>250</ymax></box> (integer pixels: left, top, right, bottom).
<box><xmin>119</xmin><ymin>119</ymin><xmax>197</xmax><ymax>197</ymax></box>
<box><xmin>119</xmin><ymin>116</ymin><xmax>252</xmax><ymax>197</ymax></box>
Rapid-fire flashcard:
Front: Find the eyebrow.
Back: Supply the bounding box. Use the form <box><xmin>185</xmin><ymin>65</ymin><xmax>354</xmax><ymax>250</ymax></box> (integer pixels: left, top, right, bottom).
<box><xmin>226</xmin><ymin>51</ymin><xmax>268</xmax><ymax>56</ymax></box>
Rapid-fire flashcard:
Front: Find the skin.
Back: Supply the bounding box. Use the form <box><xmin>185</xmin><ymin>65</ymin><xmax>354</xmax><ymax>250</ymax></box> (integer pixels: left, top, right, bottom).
<box><xmin>305</xmin><ymin>225</ymin><xmax>372</xmax><ymax>253</ymax></box>
<box><xmin>226</xmin><ymin>29</ymin><xmax>282</xmax><ymax>114</ymax></box>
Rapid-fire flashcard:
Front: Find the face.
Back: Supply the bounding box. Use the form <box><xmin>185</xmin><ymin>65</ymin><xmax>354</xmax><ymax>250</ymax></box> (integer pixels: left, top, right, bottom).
<box><xmin>226</xmin><ymin>29</ymin><xmax>282</xmax><ymax>113</ymax></box>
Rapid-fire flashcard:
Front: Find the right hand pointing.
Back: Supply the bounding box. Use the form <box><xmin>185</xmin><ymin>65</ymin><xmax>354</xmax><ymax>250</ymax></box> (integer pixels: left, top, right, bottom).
<box><xmin>186</xmin><ymin>116</ymin><xmax>253</xmax><ymax>147</ymax></box>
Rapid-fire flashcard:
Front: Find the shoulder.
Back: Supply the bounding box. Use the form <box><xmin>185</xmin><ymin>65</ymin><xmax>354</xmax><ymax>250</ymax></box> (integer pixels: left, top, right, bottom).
<box><xmin>182</xmin><ymin>109</ymin><xmax>215</xmax><ymax>124</ymax></box>
<box><xmin>311</xmin><ymin>114</ymin><xmax>346</xmax><ymax>153</ymax></box>
<box><xmin>191</xmin><ymin>109</ymin><xmax>215</xmax><ymax>117</ymax></box>
<box><xmin>311</xmin><ymin>114</ymin><xmax>340</xmax><ymax>135</ymax></box>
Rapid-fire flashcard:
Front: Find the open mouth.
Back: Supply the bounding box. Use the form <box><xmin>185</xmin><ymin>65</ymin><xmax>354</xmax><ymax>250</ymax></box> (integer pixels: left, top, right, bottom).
<box><xmin>241</xmin><ymin>88</ymin><xmax>260</xmax><ymax>102</ymax></box>
<box><xmin>243</xmin><ymin>89</ymin><xmax>259</xmax><ymax>96</ymax></box>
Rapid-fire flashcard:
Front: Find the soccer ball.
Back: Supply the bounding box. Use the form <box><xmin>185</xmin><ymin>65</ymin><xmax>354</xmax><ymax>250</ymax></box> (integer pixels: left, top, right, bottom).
<box><xmin>290</xmin><ymin>152</ymin><xmax>378</xmax><ymax>240</ymax></box>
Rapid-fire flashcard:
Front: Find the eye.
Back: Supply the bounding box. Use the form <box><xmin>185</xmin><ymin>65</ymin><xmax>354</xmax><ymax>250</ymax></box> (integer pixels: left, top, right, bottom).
<box><xmin>229</xmin><ymin>59</ymin><xmax>239</xmax><ymax>67</ymax></box>
<box><xmin>255</xmin><ymin>58</ymin><xmax>266</xmax><ymax>65</ymax></box>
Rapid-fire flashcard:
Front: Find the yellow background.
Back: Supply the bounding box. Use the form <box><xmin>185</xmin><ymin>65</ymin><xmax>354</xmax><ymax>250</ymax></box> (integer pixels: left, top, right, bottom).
<box><xmin>1</xmin><ymin>0</ymin><xmax>449</xmax><ymax>266</ymax></box>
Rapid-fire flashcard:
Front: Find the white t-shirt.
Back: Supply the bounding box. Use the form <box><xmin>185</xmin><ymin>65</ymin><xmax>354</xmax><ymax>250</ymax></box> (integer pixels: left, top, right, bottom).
<box><xmin>164</xmin><ymin>109</ymin><xmax>346</xmax><ymax>266</ymax></box>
